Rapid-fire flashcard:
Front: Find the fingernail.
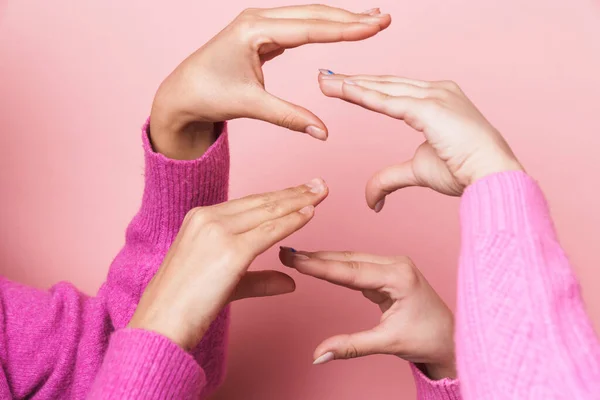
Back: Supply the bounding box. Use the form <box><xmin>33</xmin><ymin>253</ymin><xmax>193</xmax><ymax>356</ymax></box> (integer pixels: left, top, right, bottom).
<box><xmin>305</xmin><ymin>125</ymin><xmax>327</xmax><ymax>140</ymax></box>
<box><xmin>299</xmin><ymin>205</ymin><xmax>314</xmax><ymax>215</ymax></box>
<box><xmin>360</xmin><ymin>8</ymin><xmax>380</xmax><ymax>15</ymax></box>
<box><xmin>319</xmin><ymin>69</ymin><xmax>334</xmax><ymax>75</ymax></box>
<box><xmin>313</xmin><ymin>352</ymin><xmax>335</xmax><ymax>365</ymax></box>
<box><xmin>343</xmin><ymin>79</ymin><xmax>357</xmax><ymax>86</ymax></box>
<box><xmin>361</xmin><ymin>15</ymin><xmax>388</xmax><ymax>24</ymax></box>
<box><xmin>306</xmin><ymin>178</ymin><xmax>325</xmax><ymax>194</ymax></box>
<box><xmin>374</xmin><ymin>198</ymin><xmax>385</xmax><ymax>213</ymax></box>
<box><xmin>279</xmin><ymin>246</ymin><xmax>297</xmax><ymax>253</ymax></box>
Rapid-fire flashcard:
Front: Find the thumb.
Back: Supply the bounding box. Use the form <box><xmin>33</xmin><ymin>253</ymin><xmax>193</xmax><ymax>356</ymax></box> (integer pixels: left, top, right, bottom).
<box><xmin>313</xmin><ymin>329</ymin><xmax>389</xmax><ymax>364</ymax></box>
<box><xmin>248</xmin><ymin>91</ymin><xmax>328</xmax><ymax>140</ymax></box>
<box><xmin>365</xmin><ymin>160</ymin><xmax>419</xmax><ymax>213</ymax></box>
<box><xmin>229</xmin><ymin>270</ymin><xmax>296</xmax><ymax>302</ymax></box>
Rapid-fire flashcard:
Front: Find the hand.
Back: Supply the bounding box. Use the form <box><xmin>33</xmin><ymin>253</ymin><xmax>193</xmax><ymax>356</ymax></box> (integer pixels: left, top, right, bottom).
<box><xmin>128</xmin><ymin>178</ymin><xmax>329</xmax><ymax>350</ymax></box>
<box><xmin>279</xmin><ymin>248</ymin><xmax>456</xmax><ymax>380</ymax></box>
<box><xmin>150</xmin><ymin>6</ymin><xmax>391</xmax><ymax>159</ymax></box>
<box><xmin>318</xmin><ymin>72</ymin><xmax>524</xmax><ymax>211</ymax></box>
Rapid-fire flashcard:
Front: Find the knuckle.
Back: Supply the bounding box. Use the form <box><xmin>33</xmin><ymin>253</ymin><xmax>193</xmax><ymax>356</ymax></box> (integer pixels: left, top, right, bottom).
<box><xmin>234</xmin><ymin>14</ymin><xmax>261</xmax><ymax>39</ymax></box>
<box><xmin>344</xmin><ymin>343</ymin><xmax>360</xmax><ymax>359</ymax></box>
<box><xmin>240</xmin><ymin>7</ymin><xmax>259</xmax><ymax>15</ymax></box>
<box><xmin>262</xmin><ymin>201</ymin><xmax>282</xmax><ymax>215</ymax></box>
<box><xmin>188</xmin><ymin>208</ymin><xmax>209</xmax><ymax>225</ymax></box>
<box><xmin>440</xmin><ymin>80</ymin><xmax>461</xmax><ymax>92</ymax></box>
<box><xmin>347</xmin><ymin>260</ymin><xmax>361</xmax><ymax>271</ymax></box>
<box><xmin>202</xmin><ymin>220</ymin><xmax>227</xmax><ymax>239</ymax></box>
<box><xmin>392</xmin><ymin>260</ymin><xmax>419</xmax><ymax>290</ymax></box>
<box><xmin>342</xmin><ymin>251</ymin><xmax>355</xmax><ymax>260</ymax></box>
<box><xmin>278</xmin><ymin>113</ymin><xmax>299</xmax><ymax>130</ymax></box>
<box><xmin>260</xmin><ymin>220</ymin><xmax>278</xmax><ymax>234</ymax></box>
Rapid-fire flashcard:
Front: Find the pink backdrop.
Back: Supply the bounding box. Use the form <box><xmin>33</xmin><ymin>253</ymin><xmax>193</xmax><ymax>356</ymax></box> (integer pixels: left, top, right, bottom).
<box><xmin>1</xmin><ymin>1</ymin><xmax>600</xmax><ymax>398</ymax></box>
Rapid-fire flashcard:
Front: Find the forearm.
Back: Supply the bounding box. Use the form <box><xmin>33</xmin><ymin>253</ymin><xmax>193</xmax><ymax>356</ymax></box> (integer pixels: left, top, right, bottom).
<box><xmin>457</xmin><ymin>171</ymin><xmax>600</xmax><ymax>399</ymax></box>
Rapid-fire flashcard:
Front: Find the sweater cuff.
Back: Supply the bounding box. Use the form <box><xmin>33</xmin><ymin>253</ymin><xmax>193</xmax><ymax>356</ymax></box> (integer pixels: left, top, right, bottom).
<box><xmin>135</xmin><ymin>119</ymin><xmax>230</xmax><ymax>247</ymax></box>
<box><xmin>410</xmin><ymin>364</ymin><xmax>461</xmax><ymax>400</ymax></box>
<box><xmin>460</xmin><ymin>171</ymin><xmax>556</xmax><ymax>238</ymax></box>
<box><xmin>89</xmin><ymin>329</ymin><xmax>205</xmax><ymax>399</ymax></box>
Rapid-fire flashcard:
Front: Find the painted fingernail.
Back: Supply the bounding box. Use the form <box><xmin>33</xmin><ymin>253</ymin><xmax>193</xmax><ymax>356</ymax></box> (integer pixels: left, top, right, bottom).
<box><xmin>305</xmin><ymin>125</ymin><xmax>327</xmax><ymax>140</ymax></box>
<box><xmin>319</xmin><ymin>69</ymin><xmax>334</xmax><ymax>75</ymax></box>
<box><xmin>313</xmin><ymin>352</ymin><xmax>335</xmax><ymax>365</ymax></box>
<box><xmin>299</xmin><ymin>205</ymin><xmax>314</xmax><ymax>215</ymax></box>
<box><xmin>306</xmin><ymin>178</ymin><xmax>325</xmax><ymax>194</ymax></box>
<box><xmin>279</xmin><ymin>246</ymin><xmax>297</xmax><ymax>253</ymax></box>
<box><xmin>374</xmin><ymin>198</ymin><xmax>385</xmax><ymax>213</ymax></box>
<box><xmin>360</xmin><ymin>8</ymin><xmax>380</xmax><ymax>15</ymax></box>
<box><xmin>343</xmin><ymin>79</ymin><xmax>357</xmax><ymax>86</ymax></box>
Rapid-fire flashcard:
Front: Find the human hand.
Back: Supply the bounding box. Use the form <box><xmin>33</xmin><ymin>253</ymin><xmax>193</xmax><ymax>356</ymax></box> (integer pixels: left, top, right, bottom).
<box><xmin>150</xmin><ymin>6</ymin><xmax>391</xmax><ymax>159</ymax></box>
<box><xmin>279</xmin><ymin>248</ymin><xmax>456</xmax><ymax>380</ymax></box>
<box><xmin>318</xmin><ymin>72</ymin><xmax>523</xmax><ymax>211</ymax></box>
<box><xmin>128</xmin><ymin>178</ymin><xmax>329</xmax><ymax>350</ymax></box>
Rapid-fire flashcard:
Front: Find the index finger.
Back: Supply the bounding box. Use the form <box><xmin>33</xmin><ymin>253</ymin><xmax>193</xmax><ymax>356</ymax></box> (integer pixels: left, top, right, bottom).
<box><xmin>279</xmin><ymin>251</ymin><xmax>390</xmax><ymax>290</ymax></box>
<box><xmin>257</xmin><ymin>5</ymin><xmax>385</xmax><ymax>24</ymax></box>
<box><xmin>260</xmin><ymin>18</ymin><xmax>389</xmax><ymax>48</ymax></box>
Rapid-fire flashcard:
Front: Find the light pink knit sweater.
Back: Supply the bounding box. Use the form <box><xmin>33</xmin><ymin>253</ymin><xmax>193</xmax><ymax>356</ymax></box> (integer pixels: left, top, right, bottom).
<box><xmin>1</xmin><ymin>122</ymin><xmax>599</xmax><ymax>399</ymax></box>
<box><xmin>411</xmin><ymin>171</ymin><xmax>600</xmax><ymax>399</ymax></box>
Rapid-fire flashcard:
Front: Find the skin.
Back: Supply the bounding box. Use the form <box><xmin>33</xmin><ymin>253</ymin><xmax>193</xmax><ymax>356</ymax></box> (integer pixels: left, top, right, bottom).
<box><xmin>276</xmin><ymin>71</ymin><xmax>524</xmax><ymax>378</ymax></box>
<box><xmin>148</xmin><ymin>5</ymin><xmax>391</xmax><ymax>160</ymax></box>
<box><xmin>128</xmin><ymin>5</ymin><xmax>390</xmax><ymax>350</ymax></box>
<box><xmin>132</xmin><ymin>5</ymin><xmax>524</xmax><ymax>382</ymax></box>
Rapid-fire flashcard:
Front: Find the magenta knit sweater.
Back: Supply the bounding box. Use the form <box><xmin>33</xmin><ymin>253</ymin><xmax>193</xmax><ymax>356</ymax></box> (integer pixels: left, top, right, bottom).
<box><xmin>0</xmin><ymin>122</ymin><xmax>230</xmax><ymax>399</ymax></box>
<box><xmin>1</xmin><ymin>123</ymin><xmax>599</xmax><ymax>399</ymax></box>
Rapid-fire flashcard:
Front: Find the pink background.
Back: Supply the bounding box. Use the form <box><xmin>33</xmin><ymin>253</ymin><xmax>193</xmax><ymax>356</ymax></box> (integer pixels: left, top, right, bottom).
<box><xmin>1</xmin><ymin>1</ymin><xmax>600</xmax><ymax>398</ymax></box>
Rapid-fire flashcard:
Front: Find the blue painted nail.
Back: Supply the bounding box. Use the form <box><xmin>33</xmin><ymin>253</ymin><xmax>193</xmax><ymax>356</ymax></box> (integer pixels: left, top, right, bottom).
<box><xmin>280</xmin><ymin>246</ymin><xmax>297</xmax><ymax>252</ymax></box>
<box><xmin>319</xmin><ymin>69</ymin><xmax>334</xmax><ymax>75</ymax></box>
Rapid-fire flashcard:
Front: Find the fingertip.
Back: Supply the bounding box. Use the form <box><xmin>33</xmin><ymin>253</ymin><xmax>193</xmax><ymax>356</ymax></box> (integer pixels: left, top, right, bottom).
<box><xmin>305</xmin><ymin>125</ymin><xmax>328</xmax><ymax>141</ymax></box>
<box><xmin>313</xmin><ymin>351</ymin><xmax>335</xmax><ymax>365</ymax></box>
<box><xmin>374</xmin><ymin>197</ymin><xmax>385</xmax><ymax>213</ymax></box>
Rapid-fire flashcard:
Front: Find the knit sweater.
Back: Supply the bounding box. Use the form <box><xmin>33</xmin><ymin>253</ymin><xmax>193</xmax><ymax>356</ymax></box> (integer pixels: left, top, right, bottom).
<box><xmin>0</xmin><ymin>121</ymin><xmax>230</xmax><ymax>399</ymax></box>
<box><xmin>411</xmin><ymin>171</ymin><xmax>600</xmax><ymax>399</ymax></box>
<box><xmin>1</xmin><ymin>121</ymin><xmax>599</xmax><ymax>399</ymax></box>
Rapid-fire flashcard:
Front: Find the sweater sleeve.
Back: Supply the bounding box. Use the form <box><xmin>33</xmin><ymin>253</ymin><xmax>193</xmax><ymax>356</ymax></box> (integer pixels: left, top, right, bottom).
<box><xmin>87</xmin><ymin>329</ymin><xmax>205</xmax><ymax>399</ymax></box>
<box><xmin>0</xmin><ymin>121</ymin><xmax>231</xmax><ymax>399</ymax></box>
<box><xmin>410</xmin><ymin>364</ymin><xmax>462</xmax><ymax>400</ymax></box>
<box><xmin>456</xmin><ymin>171</ymin><xmax>600</xmax><ymax>399</ymax></box>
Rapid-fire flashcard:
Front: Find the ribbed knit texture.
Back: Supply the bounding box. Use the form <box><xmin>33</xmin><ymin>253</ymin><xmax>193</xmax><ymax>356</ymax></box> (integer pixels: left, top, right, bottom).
<box><xmin>0</xmin><ymin>120</ymin><xmax>230</xmax><ymax>399</ymax></box>
<box><xmin>457</xmin><ymin>171</ymin><xmax>600</xmax><ymax>399</ymax></box>
<box><xmin>411</xmin><ymin>364</ymin><xmax>461</xmax><ymax>399</ymax></box>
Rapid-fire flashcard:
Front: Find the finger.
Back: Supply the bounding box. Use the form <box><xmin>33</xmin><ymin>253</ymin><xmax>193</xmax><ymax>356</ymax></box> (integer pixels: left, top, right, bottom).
<box><xmin>247</xmin><ymin>91</ymin><xmax>328</xmax><ymax>139</ymax></box>
<box><xmin>318</xmin><ymin>72</ymin><xmax>431</xmax><ymax>87</ymax></box>
<box><xmin>334</xmin><ymin>82</ymin><xmax>429</xmax><ymax>122</ymax></box>
<box><xmin>207</xmin><ymin>178</ymin><xmax>327</xmax><ymax>215</ymax></box>
<box><xmin>313</xmin><ymin>329</ymin><xmax>390</xmax><ymax>364</ymax></box>
<box><xmin>282</xmin><ymin>249</ymin><xmax>397</xmax><ymax>265</ymax></box>
<box><xmin>344</xmin><ymin>80</ymin><xmax>437</xmax><ymax>99</ymax></box>
<box><xmin>240</xmin><ymin>204</ymin><xmax>316</xmax><ymax>257</ymax></box>
<box><xmin>225</xmin><ymin>181</ymin><xmax>328</xmax><ymax>233</ymax></box>
<box><xmin>261</xmin><ymin>18</ymin><xmax>388</xmax><ymax>48</ymax></box>
<box><xmin>257</xmin><ymin>4</ymin><xmax>388</xmax><ymax>25</ymax></box>
<box><xmin>365</xmin><ymin>161</ymin><xmax>419</xmax><ymax>212</ymax></box>
<box><xmin>278</xmin><ymin>253</ymin><xmax>388</xmax><ymax>290</ymax></box>
<box><xmin>229</xmin><ymin>270</ymin><xmax>296</xmax><ymax>302</ymax></box>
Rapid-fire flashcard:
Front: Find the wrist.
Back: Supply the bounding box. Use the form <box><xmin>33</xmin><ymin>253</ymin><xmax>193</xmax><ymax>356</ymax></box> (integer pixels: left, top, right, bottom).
<box><xmin>463</xmin><ymin>146</ymin><xmax>524</xmax><ymax>187</ymax></box>
<box><xmin>149</xmin><ymin>97</ymin><xmax>216</xmax><ymax>161</ymax></box>
<box><xmin>420</xmin><ymin>359</ymin><xmax>457</xmax><ymax>380</ymax></box>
